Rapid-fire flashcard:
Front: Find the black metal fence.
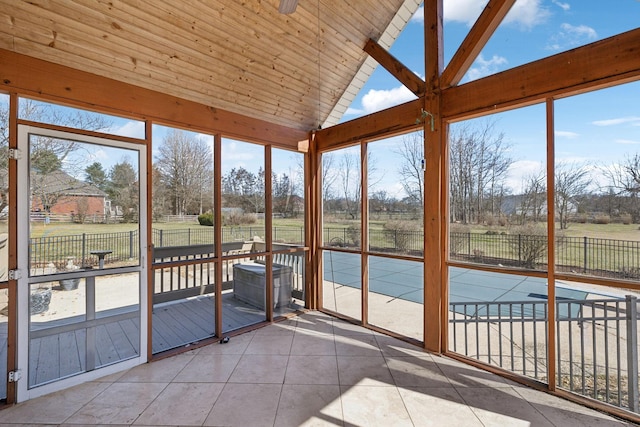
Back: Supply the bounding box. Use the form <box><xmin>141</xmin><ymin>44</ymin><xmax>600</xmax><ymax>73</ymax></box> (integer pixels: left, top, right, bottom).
<box><xmin>449</xmin><ymin>295</ymin><xmax>640</xmax><ymax>413</ymax></box>
<box><xmin>28</xmin><ymin>227</ymin><xmax>640</xmax><ymax>280</ymax></box>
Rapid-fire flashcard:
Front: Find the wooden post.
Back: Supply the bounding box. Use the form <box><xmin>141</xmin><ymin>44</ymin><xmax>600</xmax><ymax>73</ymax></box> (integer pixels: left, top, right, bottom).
<box><xmin>423</xmin><ymin>0</ymin><xmax>444</xmax><ymax>353</ymax></box>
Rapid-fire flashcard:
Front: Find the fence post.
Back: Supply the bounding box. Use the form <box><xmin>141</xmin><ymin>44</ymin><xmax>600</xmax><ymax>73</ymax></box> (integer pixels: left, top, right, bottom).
<box><xmin>518</xmin><ymin>234</ymin><xmax>522</xmax><ymax>264</ymax></box>
<box><xmin>129</xmin><ymin>230</ymin><xmax>134</xmax><ymax>259</ymax></box>
<box><xmin>82</xmin><ymin>233</ymin><xmax>86</xmax><ymax>266</ymax></box>
<box><xmin>159</xmin><ymin>229</ymin><xmax>163</xmax><ymax>247</ymax></box>
<box><xmin>583</xmin><ymin>236</ymin><xmax>588</xmax><ymax>274</ymax></box>
<box><xmin>626</xmin><ymin>295</ymin><xmax>639</xmax><ymax>413</ymax></box>
<box><xmin>467</xmin><ymin>232</ymin><xmax>471</xmax><ymax>255</ymax></box>
<box><xmin>188</xmin><ymin>228</ymin><xmax>191</xmax><ymax>245</ymax></box>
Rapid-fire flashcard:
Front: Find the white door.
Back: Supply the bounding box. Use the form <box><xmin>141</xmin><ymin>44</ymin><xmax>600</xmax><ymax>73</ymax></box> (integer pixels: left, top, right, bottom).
<box><xmin>16</xmin><ymin>125</ymin><xmax>147</xmax><ymax>401</ymax></box>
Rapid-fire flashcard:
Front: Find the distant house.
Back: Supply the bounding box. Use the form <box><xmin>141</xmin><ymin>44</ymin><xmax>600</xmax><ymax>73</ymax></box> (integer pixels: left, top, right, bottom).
<box><xmin>30</xmin><ymin>170</ymin><xmax>108</xmax><ymax>218</ymax></box>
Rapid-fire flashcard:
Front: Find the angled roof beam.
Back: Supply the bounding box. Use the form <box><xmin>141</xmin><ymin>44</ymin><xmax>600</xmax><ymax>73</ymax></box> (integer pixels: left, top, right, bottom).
<box><xmin>442</xmin><ymin>27</ymin><xmax>640</xmax><ymax>119</ymax></box>
<box><xmin>364</xmin><ymin>38</ymin><xmax>426</xmax><ymax>96</ymax></box>
<box><xmin>440</xmin><ymin>0</ymin><xmax>515</xmax><ymax>89</ymax></box>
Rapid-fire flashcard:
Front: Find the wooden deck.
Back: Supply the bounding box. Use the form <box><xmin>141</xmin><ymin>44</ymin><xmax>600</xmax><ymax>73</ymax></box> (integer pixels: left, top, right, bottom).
<box><xmin>26</xmin><ymin>292</ymin><xmax>301</xmax><ymax>388</ymax></box>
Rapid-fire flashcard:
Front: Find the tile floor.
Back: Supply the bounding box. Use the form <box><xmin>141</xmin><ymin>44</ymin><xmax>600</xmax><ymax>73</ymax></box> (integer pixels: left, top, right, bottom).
<box><xmin>0</xmin><ymin>311</ymin><xmax>635</xmax><ymax>426</ymax></box>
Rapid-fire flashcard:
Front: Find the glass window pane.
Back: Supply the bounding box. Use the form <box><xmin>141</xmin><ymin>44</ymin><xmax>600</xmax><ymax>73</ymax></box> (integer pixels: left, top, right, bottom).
<box><xmin>322</xmin><ymin>146</ymin><xmax>361</xmax><ymax>250</ymax></box>
<box><xmin>272</xmin><ymin>148</ymin><xmax>304</xmax><ymax>245</ymax></box>
<box><xmin>28</xmin><ymin>135</ymin><xmax>140</xmax><ymax>274</ymax></box>
<box><xmin>151</xmin><ymin>125</ymin><xmax>216</xmax><ymax>352</ymax></box>
<box><xmin>322</xmin><ymin>250</ymin><xmax>361</xmax><ymax>321</ymax></box>
<box><xmin>368</xmin><ymin>255</ymin><xmax>423</xmax><ymax>341</ymax></box>
<box><xmin>368</xmin><ymin>133</ymin><xmax>423</xmax><ymax>257</ymax></box>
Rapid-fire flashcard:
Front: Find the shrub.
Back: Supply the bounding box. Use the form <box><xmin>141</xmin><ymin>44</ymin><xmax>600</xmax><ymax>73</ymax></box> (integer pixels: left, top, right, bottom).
<box><xmin>383</xmin><ymin>220</ymin><xmax>421</xmax><ymax>252</ymax></box>
<box><xmin>620</xmin><ymin>213</ymin><xmax>632</xmax><ymax>225</ymax></box>
<box><xmin>198</xmin><ymin>212</ymin><xmax>214</xmax><ymax>226</ymax></box>
<box><xmin>593</xmin><ymin>214</ymin><xmax>611</xmax><ymax>224</ymax></box>
<box><xmin>347</xmin><ymin>224</ymin><xmax>361</xmax><ymax>247</ymax></box>
<box><xmin>222</xmin><ymin>212</ymin><xmax>257</xmax><ymax>226</ymax></box>
<box><xmin>449</xmin><ymin>223</ymin><xmax>470</xmax><ymax>255</ymax></box>
<box><xmin>509</xmin><ymin>223</ymin><xmax>547</xmax><ymax>269</ymax></box>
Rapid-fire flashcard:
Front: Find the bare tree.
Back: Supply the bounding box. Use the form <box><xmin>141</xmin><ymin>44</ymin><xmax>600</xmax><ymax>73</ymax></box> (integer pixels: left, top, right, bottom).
<box><xmin>601</xmin><ymin>153</ymin><xmax>640</xmax><ymax>222</ymax></box>
<box><xmin>518</xmin><ymin>168</ymin><xmax>546</xmax><ymax>224</ymax></box>
<box><xmin>555</xmin><ymin>162</ymin><xmax>590</xmax><ymax>229</ymax></box>
<box><xmin>154</xmin><ymin>130</ymin><xmax>213</xmax><ymax>216</ymax></box>
<box><xmin>395</xmin><ymin>132</ymin><xmax>424</xmax><ymax>210</ymax></box>
<box><xmin>448</xmin><ymin>121</ymin><xmax>511</xmax><ymax>224</ymax></box>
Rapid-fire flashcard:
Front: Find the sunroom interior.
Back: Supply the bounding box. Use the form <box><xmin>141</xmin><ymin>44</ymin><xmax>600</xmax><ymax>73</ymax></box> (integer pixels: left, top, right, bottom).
<box><xmin>0</xmin><ymin>0</ymin><xmax>639</xmax><ymax>424</ymax></box>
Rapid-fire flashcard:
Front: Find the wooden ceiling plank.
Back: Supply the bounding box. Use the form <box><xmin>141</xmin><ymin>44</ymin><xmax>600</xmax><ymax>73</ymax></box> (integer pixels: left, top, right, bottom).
<box><xmin>0</xmin><ymin>48</ymin><xmax>308</xmax><ymax>146</ymax></box>
<box><xmin>442</xmin><ymin>28</ymin><xmax>640</xmax><ymax>119</ymax></box>
<box><xmin>441</xmin><ymin>0</ymin><xmax>515</xmax><ymax>89</ymax></box>
<box><xmin>6</xmin><ymin>1</ymin><xmax>324</xmax><ymax>128</ymax></box>
<box><xmin>364</xmin><ymin>38</ymin><xmax>425</xmax><ymax>96</ymax></box>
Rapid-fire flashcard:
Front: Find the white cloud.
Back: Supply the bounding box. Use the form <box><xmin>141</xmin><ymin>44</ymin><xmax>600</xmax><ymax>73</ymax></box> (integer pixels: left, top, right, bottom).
<box><xmin>503</xmin><ymin>0</ymin><xmax>551</xmax><ymax>29</ymax></box>
<box><xmin>359</xmin><ymin>85</ymin><xmax>417</xmax><ymax>115</ymax></box>
<box><xmin>552</xmin><ymin>0</ymin><xmax>570</xmax><ymax>11</ymax></box>
<box><xmin>109</xmin><ymin>120</ymin><xmax>145</xmax><ymax>138</ymax></box>
<box><xmin>616</xmin><ymin>138</ymin><xmax>640</xmax><ymax>145</ymax></box>
<box><xmin>416</xmin><ymin>0</ymin><xmax>549</xmax><ymax>29</ymax></box>
<box><xmin>442</xmin><ymin>0</ymin><xmax>487</xmax><ymax>26</ymax></box>
<box><xmin>592</xmin><ymin>116</ymin><xmax>640</xmax><ymax>126</ymax></box>
<box><xmin>410</xmin><ymin>6</ymin><xmax>423</xmax><ymax>23</ymax></box>
<box><xmin>555</xmin><ymin>130</ymin><xmax>579</xmax><ymax>139</ymax></box>
<box><xmin>547</xmin><ymin>23</ymin><xmax>597</xmax><ymax>50</ymax></box>
<box><xmin>466</xmin><ymin>54</ymin><xmax>508</xmax><ymax>81</ymax></box>
<box><xmin>506</xmin><ymin>159</ymin><xmax>545</xmax><ymax>194</ymax></box>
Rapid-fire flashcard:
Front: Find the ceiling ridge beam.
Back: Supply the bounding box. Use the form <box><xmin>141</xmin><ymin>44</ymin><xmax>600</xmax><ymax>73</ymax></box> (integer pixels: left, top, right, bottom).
<box><xmin>364</xmin><ymin>38</ymin><xmax>426</xmax><ymax>96</ymax></box>
<box><xmin>441</xmin><ymin>0</ymin><xmax>516</xmax><ymax>89</ymax></box>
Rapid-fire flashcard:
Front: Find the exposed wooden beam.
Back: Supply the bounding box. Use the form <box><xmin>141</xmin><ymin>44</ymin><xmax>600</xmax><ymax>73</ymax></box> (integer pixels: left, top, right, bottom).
<box><xmin>423</xmin><ymin>0</ymin><xmax>444</xmax><ymax>354</ymax></box>
<box><xmin>442</xmin><ymin>28</ymin><xmax>640</xmax><ymax>119</ymax></box>
<box><xmin>364</xmin><ymin>38</ymin><xmax>426</xmax><ymax>96</ymax></box>
<box><xmin>440</xmin><ymin>0</ymin><xmax>515</xmax><ymax>89</ymax></box>
<box><xmin>0</xmin><ymin>49</ymin><xmax>308</xmax><ymax>147</ymax></box>
<box><xmin>316</xmin><ymin>98</ymin><xmax>422</xmax><ymax>151</ymax></box>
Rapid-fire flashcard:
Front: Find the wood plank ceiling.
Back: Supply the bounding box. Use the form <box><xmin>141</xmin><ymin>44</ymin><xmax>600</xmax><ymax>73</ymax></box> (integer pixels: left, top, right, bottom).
<box><xmin>0</xmin><ymin>0</ymin><xmax>421</xmax><ymax>132</ymax></box>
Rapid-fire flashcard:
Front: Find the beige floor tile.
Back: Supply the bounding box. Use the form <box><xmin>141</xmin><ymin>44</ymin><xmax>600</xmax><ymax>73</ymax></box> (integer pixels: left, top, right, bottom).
<box><xmin>290</xmin><ymin>331</ymin><xmax>336</xmax><ymax>355</ymax></box>
<box><xmin>174</xmin><ymin>353</ymin><xmax>241</xmax><ymax>383</ymax></box>
<box><xmin>197</xmin><ymin>331</ymin><xmax>254</xmax><ymax>355</ymax></box>
<box><xmin>227</xmin><ymin>354</ymin><xmax>289</xmax><ymax>383</ymax></box>
<box><xmin>133</xmin><ymin>382</ymin><xmax>224</xmax><ymax>426</ymax></box>
<box><xmin>0</xmin><ymin>381</ymin><xmax>110</xmax><ymax>424</ymax></box>
<box><xmin>513</xmin><ymin>386</ymin><xmax>632</xmax><ymax>427</ymax></box>
<box><xmin>285</xmin><ymin>355</ymin><xmax>339</xmax><ymax>385</ymax></box>
<box><xmin>275</xmin><ymin>384</ymin><xmax>343</xmax><ymax>427</ymax></box>
<box><xmin>253</xmin><ymin>319</ymin><xmax>297</xmax><ymax>335</ymax></box>
<box><xmin>456</xmin><ymin>386</ymin><xmax>555</xmax><ymax>426</ymax></box>
<box><xmin>336</xmin><ymin>355</ymin><xmax>394</xmax><ymax>386</ymax></box>
<box><xmin>385</xmin><ymin>355</ymin><xmax>452</xmax><ymax>388</ymax></box>
<box><xmin>398</xmin><ymin>386</ymin><xmax>484</xmax><ymax>427</ymax></box>
<box><xmin>294</xmin><ymin>314</ymin><xmax>335</xmax><ymax>335</ymax></box>
<box><xmin>203</xmin><ymin>383</ymin><xmax>282</xmax><ymax>427</ymax></box>
<box><xmin>65</xmin><ymin>382</ymin><xmax>167</xmax><ymax>425</ymax></box>
<box><xmin>244</xmin><ymin>333</ymin><xmax>294</xmax><ymax>355</ymax></box>
<box><xmin>340</xmin><ymin>384</ymin><xmax>413</xmax><ymax>426</ymax></box>
<box><xmin>332</xmin><ymin>319</ymin><xmax>374</xmax><ymax>336</ymax></box>
<box><xmin>121</xmin><ymin>354</ymin><xmax>193</xmax><ymax>383</ymax></box>
<box><xmin>334</xmin><ymin>334</ymin><xmax>382</xmax><ymax>356</ymax></box>
<box><xmin>375</xmin><ymin>335</ymin><xmax>432</xmax><ymax>358</ymax></box>
<box><xmin>433</xmin><ymin>355</ymin><xmax>513</xmax><ymax>388</ymax></box>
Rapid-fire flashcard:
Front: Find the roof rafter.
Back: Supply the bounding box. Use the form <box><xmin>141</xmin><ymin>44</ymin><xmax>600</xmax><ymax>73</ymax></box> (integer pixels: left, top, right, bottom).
<box><xmin>440</xmin><ymin>0</ymin><xmax>515</xmax><ymax>89</ymax></box>
<box><xmin>364</xmin><ymin>38</ymin><xmax>426</xmax><ymax>96</ymax></box>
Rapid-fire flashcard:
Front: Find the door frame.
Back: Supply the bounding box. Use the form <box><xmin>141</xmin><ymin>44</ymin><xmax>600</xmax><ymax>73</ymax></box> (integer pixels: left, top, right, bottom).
<box><xmin>15</xmin><ymin>125</ymin><xmax>148</xmax><ymax>402</ymax></box>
